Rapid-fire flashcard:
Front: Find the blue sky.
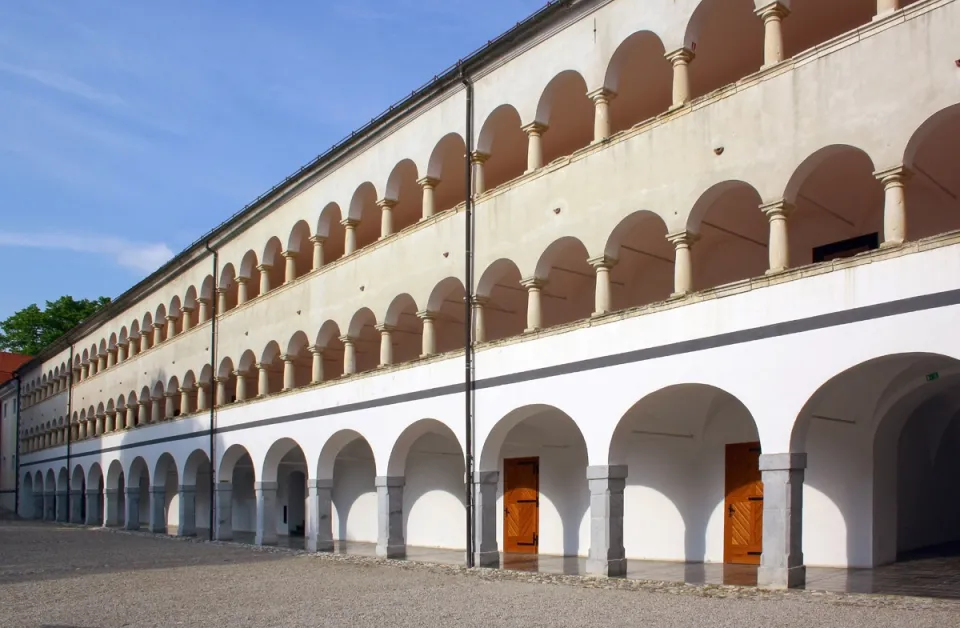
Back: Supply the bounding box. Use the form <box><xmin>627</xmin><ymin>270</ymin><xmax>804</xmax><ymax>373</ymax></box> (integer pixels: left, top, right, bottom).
<box><xmin>0</xmin><ymin>0</ymin><xmax>544</xmax><ymax>320</ymax></box>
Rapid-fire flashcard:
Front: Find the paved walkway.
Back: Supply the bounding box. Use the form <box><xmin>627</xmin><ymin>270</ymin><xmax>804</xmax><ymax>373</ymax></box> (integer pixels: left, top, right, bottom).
<box><xmin>4</xmin><ymin>521</ymin><xmax>958</xmax><ymax>628</ymax></box>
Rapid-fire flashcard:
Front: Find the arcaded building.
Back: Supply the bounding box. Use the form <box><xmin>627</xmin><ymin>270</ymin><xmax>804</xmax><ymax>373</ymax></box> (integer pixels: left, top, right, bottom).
<box><xmin>11</xmin><ymin>0</ymin><xmax>960</xmax><ymax>589</ymax></box>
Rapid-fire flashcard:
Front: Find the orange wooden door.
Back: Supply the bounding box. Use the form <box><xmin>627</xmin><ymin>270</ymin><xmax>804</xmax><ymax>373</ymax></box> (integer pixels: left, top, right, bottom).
<box><xmin>724</xmin><ymin>442</ymin><xmax>764</xmax><ymax>565</ymax></box>
<box><xmin>503</xmin><ymin>457</ymin><xmax>539</xmax><ymax>554</ymax></box>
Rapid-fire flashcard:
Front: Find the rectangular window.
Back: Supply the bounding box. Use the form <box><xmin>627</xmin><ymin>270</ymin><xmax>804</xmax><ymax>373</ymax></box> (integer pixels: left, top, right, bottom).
<box><xmin>813</xmin><ymin>232</ymin><xmax>879</xmax><ymax>263</ymax></box>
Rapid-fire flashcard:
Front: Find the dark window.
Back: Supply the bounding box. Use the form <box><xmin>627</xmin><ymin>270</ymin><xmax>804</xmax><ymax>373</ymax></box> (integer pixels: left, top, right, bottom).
<box><xmin>813</xmin><ymin>233</ymin><xmax>879</xmax><ymax>263</ymax></box>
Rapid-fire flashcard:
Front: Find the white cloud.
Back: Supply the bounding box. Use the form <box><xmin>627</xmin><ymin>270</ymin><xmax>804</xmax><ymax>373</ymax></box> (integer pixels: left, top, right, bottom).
<box><xmin>0</xmin><ymin>231</ymin><xmax>173</xmax><ymax>274</ymax></box>
<box><xmin>0</xmin><ymin>61</ymin><xmax>126</xmax><ymax>108</ymax></box>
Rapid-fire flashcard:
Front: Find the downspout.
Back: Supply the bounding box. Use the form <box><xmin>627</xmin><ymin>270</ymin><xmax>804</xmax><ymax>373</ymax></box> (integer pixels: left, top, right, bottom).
<box><xmin>204</xmin><ymin>241</ymin><xmax>219</xmax><ymax>541</ymax></box>
<box><xmin>460</xmin><ymin>65</ymin><xmax>476</xmax><ymax>568</ymax></box>
<box><xmin>13</xmin><ymin>373</ymin><xmax>21</xmax><ymax>515</ymax></box>
<box><xmin>65</xmin><ymin>344</ymin><xmax>74</xmax><ymax>517</ymax></box>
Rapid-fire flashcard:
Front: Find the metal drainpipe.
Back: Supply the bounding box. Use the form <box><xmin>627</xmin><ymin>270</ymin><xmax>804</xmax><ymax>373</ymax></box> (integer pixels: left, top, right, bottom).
<box><xmin>65</xmin><ymin>344</ymin><xmax>73</xmax><ymax>518</ymax></box>
<box><xmin>13</xmin><ymin>373</ymin><xmax>21</xmax><ymax>515</ymax></box>
<box><xmin>204</xmin><ymin>241</ymin><xmax>219</xmax><ymax>541</ymax></box>
<box><xmin>460</xmin><ymin>65</ymin><xmax>476</xmax><ymax>568</ymax></box>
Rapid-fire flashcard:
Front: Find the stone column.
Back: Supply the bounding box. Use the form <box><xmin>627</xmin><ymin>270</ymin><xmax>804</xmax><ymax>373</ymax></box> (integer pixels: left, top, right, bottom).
<box><xmin>257</xmin><ymin>363</ymin><xmax>270</xmax><ymax>397</ymax></box>
<box><xmin>473</xmin><ymin>471</ymin><xmax>500</xmax><ymax>567</ymax></box>
<box><xmin>33</xmin><ymin>494</ymin><xmax>44</xmax><ymax>520</ymax></box>
<box><xmin>282</xmin><ymin>355</ymin><xmax>296</xmax><ymax>391</ymax></box>
<box><xmin>255</xmin><ymin>482</ymin><xmax>278</xmax><ymax>545</ymax></box>
<box><xmin>217</xmin><ymin>287</ymin><xmax>229</xmax><ymax>312</ymax></box>
<box><xmin>140</xmin><ymin>400</ymin><xmax>152</xmax><ymax>425</ymax></box>
<box><xmin>148</xmin><ymin>486</ymin><xmax>166</xmax><ymax>533</ymax></box>
<box><xmin>375</xmin><ymin>476</ymin><xmax>405</xmax><ymax>558</ymax></box>
<box><xmin>166</xmin><ymin>315</ymin><xmax>177</xmax><ymax>339</ymax></box>
<box><xmin>140</xmin><ymin>331</ymin><xmax>150</xmax><ymax>353</ymax></box>
<box><xmin>520</xmin><ymin>277</ymin><xmax>545</xmax><ymax>332</ymax></box>
<box><xmin>282</xmin><ymin>250</ymin><xmax>297</xmax><ymax>284</ymax></box>
<box><xmin>181</xmin><ymin>306</ymin><xmax>194</xmax><ymax>332</ymax></box>
<box><xmin>876</xmin><ymin>166</ymin><xmax>910</xmax><ymax>247</ymax></box>
<box><xmin>418</xmin><ymin>177</ymin><xmax>439</xmax><ymax>220</ymax></box>
<box><xmin>758</xmin><ymin>453</ymin><xmax>807</xmax><ymax>589</ymax></box>
<box><xmin>257</xmin><ymin>264</ymin><xmax>272</xmax><ymax>294</ymax></box>
<box><xmin>306</xmin><ymin>479</ymin><xmax>334</xmax><ymax>552</ymax></box>
<box><xmin>179</xmin><ymin>387</ymin><xmax>192</xmax><ymax>416</ymax></box>
<box><xmin>586</xmin><ymin>465</ymin><xmax>627</xmax><ymax>577</ymax></box>
<box><xmin>342</xmin><ymin>219</ymin><xmax>359</xmax><ymax>255</ymax></box>
<box><xmin>589</xmin><ymin>256</ymin><xmax>617</xmax><ymax>316</ymax></box>
<box><xmin>95</xmin><ymin>412</ymin><xmax>106</xmax><ymax>436</ymax></box>
<box><xmin>153</xmin><ymin>322</ymin><xmax>164</xmax><ymax>346</ymax></box>
<box><xmin>667</xmin><ymin>231</ymin><xmax>698</xmax><ymax>297</ymax></box>
<box><xmin>310</xmin><ymin>346</ymin><xmax>325</xmax><ymax>384</ymax></box>
<box><xmin>588</xmin><ymin>88</ymin><xmax>616</xmax><ymax>143</ymax></box>
<box><xmin>762</xmin><ymin>200</ymin><xmax>793</xmax><ymax>274</ymax></box>
<box><xmin>98</xmin><ymin>353</ymin><xmax>107</xmax><ymax>372</ymax></box>
<box><xmin>757</xmin><ymin>2</ymin><xmax>790</xmax><ymax>67</ymax></box>
<box><xmin>104</xmin><ymin>488</ymin><xmax>120</xmax><ymax>526</ymax></box>
<box><xmin>105</xmin><ymin>410</ymin><xmax>116</xmax><ymax>433</ymax></box>
<box><xmin>471</xmin><ymin>152</ymin><xmax>489</xmax><ymax>195</ymax></box>
<box><xmin>215</xmin><ymin>483</ymin><xmax>233</xmax><ymax>540</ymax></box>
<box><xmin>522</xmin><ymin>122</ymin><xmax>548</xmax><ymax>172</ymax></box>
<box><xmin>164</xmin><ymin>392</ymin><xmax>176</xmax><ymax>420</ymax></box>
<box><xmin>236</xmin><ymin>277</ymin><xmax>249</xmax><ymax>305</ymax></box>
<box><xmin>78</xmin><ymin>421</ymin><xmax>87</xmax><ymax>439</ymax></box>
<box><xmin>125</xmin><ymin>487</ymin><xmax>140</xmax><ymax>529</ymax></box>
<box><xmin>44</xmin><ymin>492</ymin><xmax>56</xmax><ymax>520</ymax></box>
<box><xmin>82</xmin><ymin>362</ymin><xmax>90</xmax><ymax>380</ymax></box>
<box><xmin>472</xmin><ymin>296</ymin><xmax>489</xmax><ymax>343</ymax></box>
<box><xmin>127</xmin><ymin>337</ymin><xmax>138</xmax><ymax>358</ymax></box>
<box><xmin>117</xmin><ymin>342</ymin><xmax>128</xmax><ymax>363</ymax></box>
<box><xmin>235</xmin><ymin>370</ymin><xmax>248</xmax><ymax>402</ymax></box>
<box><xmin>106</xmin><ymin>349</ymin><xmax>116</xmax><ymax>368</ymax></box>
<box><xmin>196</xmin><ymin>383</ymin><xmax>209</xmax><ymax>412</ymax></box>
<box><xmin>151</xmin><ymin>396</ymin><xmax>162</xmax><ymax>424</ymax></box>
<box><xmin>177</xmin><ymin>485</ymin><xmax>197</xmax><ymax>537</ymax></box>
<box><xmin>310</xmin><ymin>236</ymin><xmax>326</xmax><ymax>270</ymax></box>
<box><xmin>665</xmin><ymin>48</ymin><xmax>695</xmax><ymax>109</ymax></box>
<box><xmin>376</xmin><ymin>325</ymin><xmax>394</xmax><ymax>366</ymax></box>
<box><xmin>56</xmin><ymin>490</ymin><xmax>68</xmax><ymax>522</ymax></box>
<box><xmin>70</xmin><ymin>489</ymin><xmax>84</xmax><ymax>523</ymax></box>
<box><xmin>197</xmin><ymin>298</ymin><xmax>210</xmax><ymax>323</ymax></box>
<box><xmin>341</xmin><ymin>336</ymin><xmax>357</xmax><ymax>375</ymax></box>
<box><xmin>876</xmin><ymin>0</ymin><xmax>900</xmax><ymax>19</ymax></box>
<box><xmin>125</xmin><ymin>405</ymin><xmax>135</xmax><ymax>429</ymax></box>
<box><xmin>418</xmin><ymin>312</ymin><xmax>437</xmax><ymax>357</ymax></box>
<box><xmin>215</xmin><ymin>377</ymin><xmax>228</xmax><ymax>406</ymax></box>
<box><xmin>85</xmin><ymin>489</ymin><xmax>101</xmax><ymax>526</ymax></box>
<box><xmin>378</xmin><ymin>199</ymin><xmax>396</xmax><ymax>239</ymax></box>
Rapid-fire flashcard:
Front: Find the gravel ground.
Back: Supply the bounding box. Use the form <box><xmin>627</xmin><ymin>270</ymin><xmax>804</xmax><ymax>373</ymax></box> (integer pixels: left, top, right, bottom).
<box><xmin>2</xmin><ymin>520</ymin><xmax>959</xmax><ymax>628</ymax></box>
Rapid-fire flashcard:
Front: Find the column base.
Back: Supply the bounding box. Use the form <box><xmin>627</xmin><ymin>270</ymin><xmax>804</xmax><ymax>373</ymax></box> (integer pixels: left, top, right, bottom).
<box><xmin>764</xmin><ymin>267</ymin><xmax>787</xmax><ymax>276</ymax></box>
<box><xmin>307</xmin><ymin>538</ymin><xmax>334</xmax><ymax>553</ymax></box>
<box><xmin>879</xmin><ymin>240</ymin><xmax>903</xmax><ymax>249</ymax></box>
<box><xmin>669</xmin><ymin>291</ymin><xmax>689</xmax><ymax>299</ymax></box>
<box><xmin>376</xmin><ymin>544</ymin><xmax>406</xmax><ymax>559</ymax></box>
<box><xmin>758</xmin><ymin>564</ymin><xmax>806</xmax><ymax>589</ymax></box>
<box><xmin>175</xmin><ymin>527</ymin><xmax>197</xmax><ymax>538</ymax></box>
<box><xmin>586</xmin><ymin>557</ymin><xmax>627</xmax><ymax>578</ymax></box>
<box><xmin>474</xmin><ymin>550</ymin><xmax>500</xmax><ymax>568</ymax></box>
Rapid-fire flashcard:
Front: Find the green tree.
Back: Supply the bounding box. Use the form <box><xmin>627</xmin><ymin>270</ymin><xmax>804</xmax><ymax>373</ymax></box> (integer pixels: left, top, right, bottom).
<box><xmin>0</xmin><ymin>296</ymin><xmax>111</xmax><ymax>356</ymax></box>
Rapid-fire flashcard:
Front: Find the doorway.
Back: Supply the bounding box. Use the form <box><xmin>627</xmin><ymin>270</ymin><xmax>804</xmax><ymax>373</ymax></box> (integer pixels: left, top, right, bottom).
<box><xmin>723</xmin><ymin>442</ymin><xmax>763</xmax><ymax>565</ymax></box>
<box><xmin>503</xmin><ymin>457</ymin><xmax>539</xmax><ymax>554</ymax></box>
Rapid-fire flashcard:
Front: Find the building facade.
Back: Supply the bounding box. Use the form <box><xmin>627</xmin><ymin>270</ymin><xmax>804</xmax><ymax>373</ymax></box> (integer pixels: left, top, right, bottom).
<box><xmin>12</xmin><ymin>0</ymin><xmax>960</xmax><ymax>589</ymax></box>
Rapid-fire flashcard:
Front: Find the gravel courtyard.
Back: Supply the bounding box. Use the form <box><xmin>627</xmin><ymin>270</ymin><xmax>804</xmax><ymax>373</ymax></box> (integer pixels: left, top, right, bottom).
<box><xmin>2</xmin><ymin>520</ymin><xmax>959</xmax><ymax>628</ymax></box>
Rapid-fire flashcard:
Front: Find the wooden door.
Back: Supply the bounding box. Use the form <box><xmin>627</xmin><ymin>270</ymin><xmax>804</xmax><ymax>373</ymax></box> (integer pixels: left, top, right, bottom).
<box><xmin>723</xmin><ymin>442</ymin><xmax>764</xmax><ymax>565</ymax></box>
<box><xmin>503</xmin><ymin>457</ymin><xmax>539</xmax><ymax>554</ymax></box>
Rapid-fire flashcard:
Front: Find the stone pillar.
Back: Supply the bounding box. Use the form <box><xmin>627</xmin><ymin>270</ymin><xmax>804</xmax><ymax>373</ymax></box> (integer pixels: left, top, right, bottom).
<box><xmin>70</xmin><ymin>489</ymin><xmax>84</xmax><ymax>523</ymax></box>
<box><xmin>125</xmin><ymin>487</ymin><xmax>140</xmax><ymax>530</ymax></box>
<box><xmin>182</xmin><ymin>306</ymin><xmax>194</xmax><ymax>332</ymax></box>
<box><xmin>306</xmin><ymin>479</ymin><xmax>334</xmax><ymax>552</ymax></box>
<box><xmin>56</xmin><ymin>490</ymin><xmax>68</xmax><ymax>522</ymax></box>
<box><xmin>85</xmin><ymin>489</ymin><xmax>101</xmax><ymax>526</ymax></box>
<box><xmin>125</xmin><ymin>405</ymin><xmax>135</xmax><ymax>429</ymax></box>
<box><xmin>522</xmin><ymin>122</ymin><xmax>547</xmax><ymax>172</ymax></box>
<box><xmin>520</xmin><ymin>277</ymin><xmax>545</xmax><ymax>332</ymax></box>
<box><xmin>473</xmin><ymin>471</ymin><xmax>500</xmax><ymax>567</ymax></box>
<box><xmin>471</xmin><ymin>152</ymin><xmax>489</xmax><ymax>195</ymax></box>
<box><xmin>197</xmin><ymin>298</ymin><xmax>210</xmax><ymax>323</ymax></box>
<box><xmin>33</xmin><ymin>494</ymin><xmax>44</xmax><ymax>520</ymax></box>
<box><xmin>310</xmin><ymin>346</ymin><xmax>325</xmax><ymax>384</ymax></box>
<box><xmin>762</xmin><ymin>201</ymin><xmax>793</xmax><ymax>274</ymax></box>
<box><xmin>257</xmin><ymin>264</ymin><xmax>272</xmax><ymax>294</ymax></box>
<box><xmin>589</xmin><ymin>256</ymin><xmax>617</xmax><ymax>316</ymax></box>
<box><xmin>255</xmin><ymin>482</ymin><xmax>278</xmax><ymax>545</ymax></box>
<box><xmin>236</xmin><ymin>277</ymin><xmax>249</xmax><ymax>305</ymax></box>
<box><xmin>78</xmin><ymin>421</ymin><xmax>87</xmax><ymax>439</ymax></box>
<box><xmin>44</xmin><ymin>492</ymin><xmax>56</xmax><ymax>520</ymax></box>
<box><xmin>282</xmin><ymin>355</ymin><xmax>296</xmax><ymax>391</ymax></box>
<box><xmin>375</xmin><ymin>476</ymin><xmax>405</xmax><ymax>558</ymax></box>
<box><xmin>472</xmin><ymin>296</ymin><xmax>489</xmax><ymax>343</ymax></box>
<box><xmin>95</xmin><ymin>412</ymin><xmax>105</xmax><ymax>436</ymax></box>
<box><xmin>257</xmin><ymin>363</ymin><xmax>270</xmax><ymax>397</ymax></box>
<box><xmin>98</xmin><ymin>353</ymin><xmax>107</xmax><ymax>372</ymax></box>
<box><xmin>586</xmin><ymin>465</ymin><xmax>627</xmax><ymax>577</ymax></box>
<box><xmin>104</xmin><ymin>488</ymin><xmax>120</xmax><ymax>526</ymax></box>
<box><xmin>177</xmin><ymin>485</ymin><xmax>197</xmax><ymax>537</ymax></box>
<box><xmin>667</xmin><ymin>231</ymin><xmax>698</xmax><ymax>297</ymax></box>
<box><xmin>282</xmin><ymin>251</ymin><xmax>297</xmax><ymax>284</ymax></box>
<box><xmin>235</xmin><ymin>370</ymin><xmax>248</xmax><ymax>402</ymax></box>
<box><xmin>166</xmin><ymin>315</ymin><xmax>177</xmax><ymax>339</ymax></box>
<box><xmin>418</xmin><ymin>177</ymin><xmax>439</xmax><ymax>220</ymax></box>
<box><xmin>876</xmin><ymin>166</ymin><xmax>910</xmax><ymax>247</ymax></box>
<box><xmin>757</xmin><ymin>2</ymin><xmax>789</xmax><ymax>67</ymax></box>
<box><xmin>117</xmin><ymin>342</ymin><xmax>128</xmax><ymax>363</ymax></box>
<box><xmin>82</xmin><ymin>362</ymin><xmax>90</xmax><ymax>379</ymax></box>
<box><xmin>196</xmin><ymin>383</ymin><xmax>209</xmax><ymax>412</ymax></box>
<box><xmin>140</xmin><ymin>400</ymin><xmax>152</xmax><ymax>425</ymax></box>
<box><xmin>179</xmin><ymin>387</ymin><xmax>192</xmax><ymax>416</ymax></box>
<box><xmin>215</xmin><ymin>483</ymin><xmax>233</xmax><ymax>540</ymax></box>
<box><xmin>216</xmin><ymin>377</ymin><xmax>228</xmax><ymax>406</ymax></box>
<box><xmin>876</xmin><ymin>0</ymin><xmax>900</xmax><ymax>19</ymax></box>
<box><xmin>218</xmin><ymin>287</ymin><xmax>229</xmax><ymax>313</ymax></box>
<box><xmin>153</xmin><ymin>322</ymin><xmax>164</xmax><ymax>346</ymax></box>
<box><xmin>105</xmin><ymin>410</ymin><xmax>116</xmax><ymax>433</ymax></box>
<box><xmin>758</xmin><ymin>453</ymin><xmax>807</xmax><ymax>589</ymax></box>
<box><xmin>310</xmin><ymin>236</ymin><xmax>326</xmax><ymax>270</ymax></box>
<box><xmin>164</xmin><ymin>392</ymin><xmax>176</xmax><ymax>420</ymax></box>
<box><xmin>140</xmin><ymin>330</ymin><xmax>150</xmax><ymax>353</ymax></box>
<box><xmin>418</xmin><ymin>312</ymin><xmax>436</xmax><ymax>357</ymax></box>
<box><xmin>342</xmin><ymin>219</ymin><xmax>359</xmax><ymax>255</ymax></box>
<box><xmin>666</xmin><ymin>48</ymin><xmax>695</xmax><ymax>109</ymax></box>
<box><xmin>341</xmin><ymin>336</ymin><xmax>357</xmax><ymax>375</ymax></box>
<box><xmin>376</xmin><ymin>325</ymin><xmax>394</xmax><ymax>366</ymax></box>
<box><xmin>589</xmin><ymin>88</ymin><xmax>616</xmax><ymax>143</ymax></box>
<box><xmin>151</xmin><ymin>396</ymin><xmax>162</xmax><ymax>424</ymax></box>
<box><xmin>378</xmin><ymin>199</ymin><xmax>396</xmax><ymax>239</ymax></box>
<box><xmin>148</xmin><ymin>486</ymin><xmax>166</xmax><ymax>533</ymax></box>
<box><xmin>106</xmin><ymin>349</ymin><xmax>116</xmax><ymax>368</ymax></box>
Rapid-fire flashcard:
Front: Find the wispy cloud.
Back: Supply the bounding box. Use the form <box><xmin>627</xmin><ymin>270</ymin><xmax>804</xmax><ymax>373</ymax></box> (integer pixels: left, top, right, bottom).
<box><xmin>0</xmin><ymin>61</ymin><xmax>126</xmax><ymax>107</ymax></box>
<box><xmin>0</xmin><ymin>231</ymin><xmax>173</xmax><ymax>274</ymax></box>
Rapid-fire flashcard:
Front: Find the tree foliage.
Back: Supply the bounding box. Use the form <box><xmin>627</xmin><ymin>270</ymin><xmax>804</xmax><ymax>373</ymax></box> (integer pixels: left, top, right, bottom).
<box><xmin>0</xmin><ymin>296</ymin><xmax>111</xmax><ymax>356</ymax></box>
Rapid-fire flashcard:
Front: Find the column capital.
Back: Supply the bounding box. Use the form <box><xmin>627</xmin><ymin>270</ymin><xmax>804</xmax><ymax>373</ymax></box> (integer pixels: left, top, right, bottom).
<box><xmin>255</xmin><ymin>263</ymin><xmax>272</xmax><ymax>273</ymax></box>
<box><xmin>279</xmin><ymin>354</ymin><xmax>296</xmax><ymax>363</ymax></box>
<box><xmin>232</xmin><ymin>369</ymin><xmax>247</xmax><ymax>378</ymax></box>
<box><xmin>587</xmin><ymin>255</ymin><xmax>618</xmax><ymax>270</ymax></box>
<box><xmin>308</xmin><ymin>345</ymin><xmax>325</xmax><ymax>356</ymax></box>
<box><xmin>308</xmin><ymin>234</ymin><xmax>327</xmax><ymax>244</ymax></box>
<box><xmin>104</xmin><ymin>409</ymin><xmax>117</xmax><ymax>417</ymax></box>
<box><xmin>374</xmin><ymin>475</ymin><xmax>405</xmax><ymax>488</ymax></box>
<box><xmin>280</xmin><ymin>250</ymin><xmax>296</xmax><ymax>260</ymax></box>
<box><xmin>755</xmin><ymin>1</ymin><xmax>791</xmax><ymax>20</ymax></box>
<box><xmin>165</xmin><ymin>315</ymin><xmax>178</xmax><ymax>322</ymax></box>
<box><xmin>471</xmin><ymin>295</ymin><xmax>491</xmax><ymax>307</ymax></box>
<box><xmin>153</xmin><ymin>322</ymin><xmax>165</xmax><ymax>329</ymax></box>
<box><xmin>234</xmin><ymin>276</ymin><xmax>248</xmax><ymax>285</ymax></box>
<box><xmin>874</xmin><ymin>165</ymin><xmax>911</xmax><ymax>185</ymax></box>
<box><xmin>196</xmin><ymin>296</ymin><xmax>210</xmax><ymax>305</ymax></box>
<box><xmin>340</xmin><ymin>218</ymin><xmax>360</xmax><ymax>228</ymax></box>
<box><xmin>521</xmin><ymin>121</ymin><xmax>548</xmax><ymax>136</ymax></box>
<box><xmin>760</xmin><ymin>199</ymin><xmax>794</xmax><ymax>219</ymax></box>
<box><xmin>665</xmin><ymin>47</ymin><xmax>695</xmax><ymax>65</ymax></box>
<box><xmin>759</xmin><ymin>453</ymin><xmax>807</xmax><ymax>471</ymax></box>
<box><xmin>178</xmin><ymin>385</ymin><xmax>196</xmax><ymax>394</ymax></box>
<box><xmin>415</xmin><ymin>310</ymin><xmax>437</xmax><ymax>321</ymax></box>
<box><xmin>470</xmin><ymin>151</ymin><xmax>490</xmax><ymax>165</ymax></box>
<box><xmin>139</xmin><ymin>399</ymin><xmax>151</xmax><ymax>408</ymax></box>
<box><xmin>254</xmin><ymin>481</ymin><xmax>279</xmax><ymax>492</ymax></box>
<box><xmin>338</xmin><ymin>334</ymin><xmax>355</xmax><ymax>345</ymax></box>
<box><xmin>376</xmin><ymin>198</ymin><xmax>397</xmax><ymax>210</ymax></box>
<box><xmin>163</xmin><ymin>391</ymin><xmax>177</xmax><ymax>399</ymax></box>
<box><xmin>255</xmin><ymin>362</ymin><xmax>269</xmax><ymax>371</ymax></box>
<box><xmin>586</xmin><ymin>465</ymin><xmax>628</xmax><ymax>480</ymax></box>
<box><xmin>587</xmin><ymin>87</ymin><xmax>617</xmax><ymax>104</ymax></box>
<box><xmin>374</xmin><ymin>323</ymin><xmax>397</xmax><ymax>333</ymax></box>
<box><xmin>666</xmin><ymin>231</ymin><xmax>701</xmax><ymax>247</ymax></box>
<box><xmin>417</xmin><ymin>176</ymin><xmax>440</xmax><ymax>188</ymax></box>
<box><xmin>520</xmin><ymin>276</ymin><xmax>546</xmax><ymax>290</ymax></box>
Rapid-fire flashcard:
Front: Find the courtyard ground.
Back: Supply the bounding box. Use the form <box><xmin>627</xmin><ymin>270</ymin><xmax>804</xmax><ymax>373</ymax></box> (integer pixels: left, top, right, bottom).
<box><xmin>1</xmin><ymin>519</ymin><xmax>958</xmax><ymax>628</ymax></box>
